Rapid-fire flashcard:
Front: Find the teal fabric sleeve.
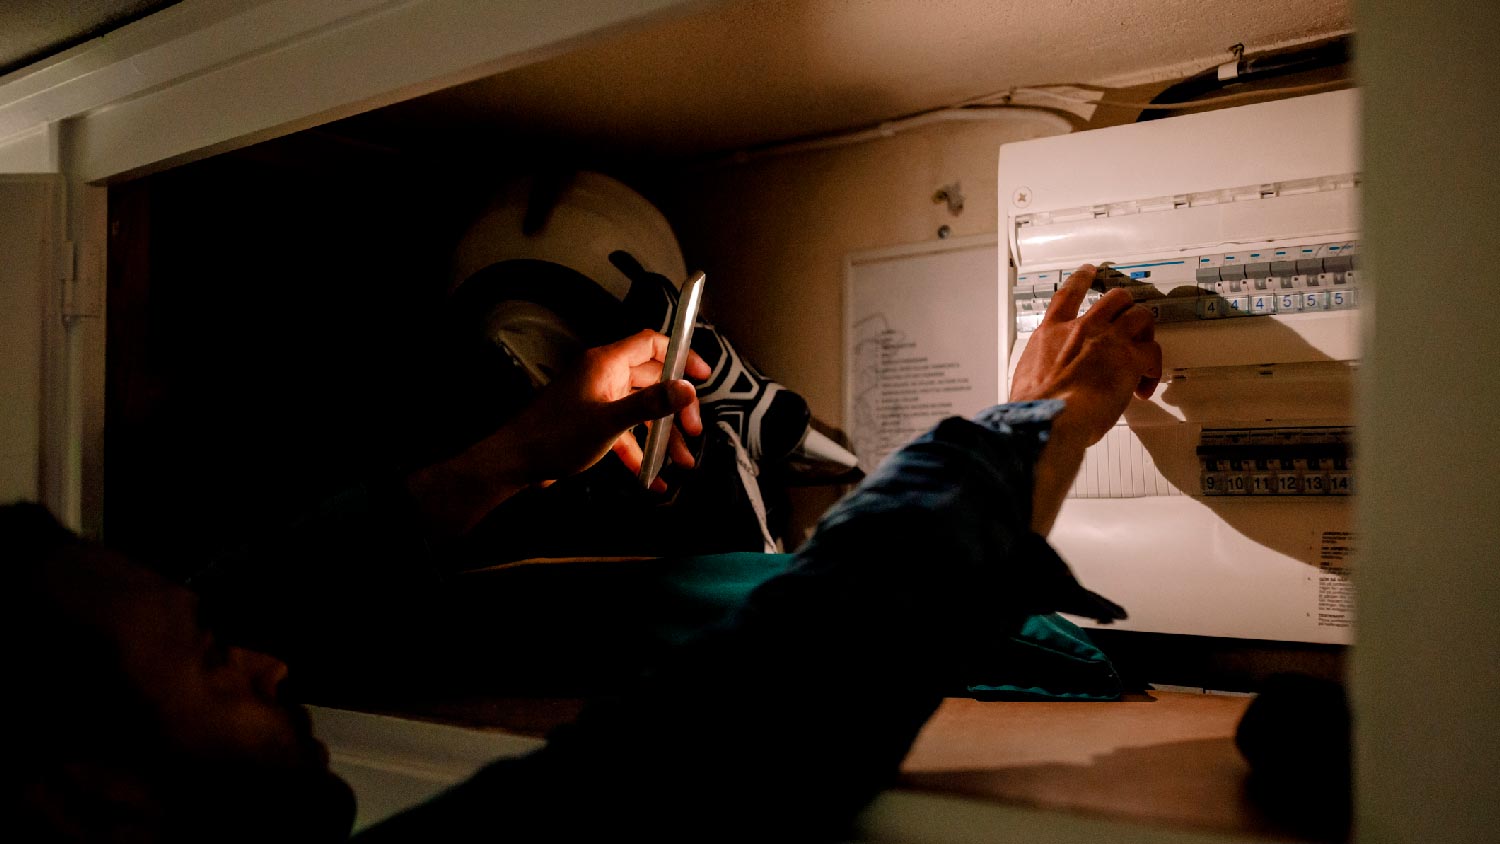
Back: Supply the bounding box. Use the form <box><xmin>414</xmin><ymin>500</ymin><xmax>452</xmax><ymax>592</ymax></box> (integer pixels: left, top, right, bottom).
<box><xmin>460</xmin><ymin>551</ymin><xmax>1120</xmax><ymax>701</ymax></box>
<box><xmin>672</xmin><ymin>554</ymin><xmax>1122</xmax><ymax>701</ymax></box>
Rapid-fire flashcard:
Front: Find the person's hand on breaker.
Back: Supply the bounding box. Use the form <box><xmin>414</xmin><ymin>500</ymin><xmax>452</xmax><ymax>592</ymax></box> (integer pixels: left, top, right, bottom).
<box><xmin>1009</xmin><ymin>263</ymin><xmax>1163</xmax><ymax>534</ymax></box>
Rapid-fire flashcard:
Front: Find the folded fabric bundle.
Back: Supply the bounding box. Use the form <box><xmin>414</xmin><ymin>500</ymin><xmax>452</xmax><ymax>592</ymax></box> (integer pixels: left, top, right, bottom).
<box><xmin>964</xmin><ymin>613</ymin><xmax>1123</xmax><ymax>701</ymax></box>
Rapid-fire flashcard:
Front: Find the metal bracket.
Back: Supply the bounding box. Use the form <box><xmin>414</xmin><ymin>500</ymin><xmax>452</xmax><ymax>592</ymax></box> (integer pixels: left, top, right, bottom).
<box><xmin>933</xmin><ymin>182</ymin><xmax>965</xmax><ymax>216</ymax></box>
<box><xmin>60</xmin><ymin>240</ymin><xmax>102</xmax><ymax>320</ymax></box>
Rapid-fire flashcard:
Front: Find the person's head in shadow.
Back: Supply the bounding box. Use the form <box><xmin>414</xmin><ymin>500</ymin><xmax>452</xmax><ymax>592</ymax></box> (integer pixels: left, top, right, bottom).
<box><xmin>7</xmin><ymin>502</ymin><xmax>354</xmax><ymax>843</ymax></box>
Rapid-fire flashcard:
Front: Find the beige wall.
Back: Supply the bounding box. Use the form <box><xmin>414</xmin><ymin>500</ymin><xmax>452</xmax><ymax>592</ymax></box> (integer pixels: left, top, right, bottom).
<box><xmin>657</xmin><ymin>113</ymin><xmax>1072</xmax><ymax>542</ymax></box>
<box><xmin>0</xmin><ymin>177</ymin><xmax>56</xmax><ymax>504</ymax></box>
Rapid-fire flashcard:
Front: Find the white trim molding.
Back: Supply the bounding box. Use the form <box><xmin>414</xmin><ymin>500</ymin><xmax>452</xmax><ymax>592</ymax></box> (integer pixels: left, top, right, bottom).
<box><xmin>2</xmin><ymin>0</ymin><xmax>710</xmax><ymax>183</ymax></box>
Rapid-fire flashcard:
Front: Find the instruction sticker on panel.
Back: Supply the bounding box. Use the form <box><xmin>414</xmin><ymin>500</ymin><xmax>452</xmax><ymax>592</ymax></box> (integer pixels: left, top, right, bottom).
<box><xmin>1310</xmin><ymin>530</ymin><xmax>1355</xmax><ymax>629</ymax></box>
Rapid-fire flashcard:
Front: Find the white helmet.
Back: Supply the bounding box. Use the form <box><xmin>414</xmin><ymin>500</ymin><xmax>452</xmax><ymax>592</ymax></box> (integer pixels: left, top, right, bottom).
<box><xmin>446</xmin><ymin>168</ymin><xmax>863</xmax><ymax>487</ymax></box>
<box><xmin>449</xmin><ymin>170</ymin><xmax>688</xmax><ymax>300</ymax></box>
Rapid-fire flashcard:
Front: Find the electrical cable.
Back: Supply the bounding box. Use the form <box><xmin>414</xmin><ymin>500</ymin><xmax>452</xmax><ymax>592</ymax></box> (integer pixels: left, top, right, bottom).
<box><xmin>994</xmin><ymin>78</ymin><xmax>1351</xmax><ymax>111</ymax></box>
<box><xmin>711</xmin><ymin>37</ymin><xmax>1353</xmax><ymax>166</ymax></box>
<box><xmin>711</xmin><ymin>106</ymin><xmax>1073</xmax><ymax>167</ymax></box>
<box><xmin>1135</xmin><ymin>34</ymin><xmax>1353</xmax><ymax>120</ymax></box>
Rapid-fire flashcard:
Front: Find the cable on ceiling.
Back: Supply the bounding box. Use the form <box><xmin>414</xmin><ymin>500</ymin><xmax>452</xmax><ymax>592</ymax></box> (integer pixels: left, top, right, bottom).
<box><xmin>995</xmin><ymin>78</ymin><xmax>1350</xmax><ymax>112</ymax></box>
<box><xmin>712</xmin><ymin>35</ymin><xmax>1354</xmax><ymax>166</ymax></box>
<box><xmin>1133</xmin><ymin>34</ymin><xmax>1353</xmax><ymax>121</ymax></box>
<box><xmin>712</xmin><ymin>106</ymin><xmax>1073</xmax><ymax>167</ymax></box>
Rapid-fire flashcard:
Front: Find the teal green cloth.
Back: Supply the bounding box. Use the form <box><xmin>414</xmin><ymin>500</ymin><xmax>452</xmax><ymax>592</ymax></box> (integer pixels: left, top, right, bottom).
<box><xmin>501</xmin><ymin>551</ymin><xmax>1122</xmax><ymax>702</ymax></box>
<box><xmin>964</xmin><ymin>612</ymin><xmax>1123</xmax><ymax>701</ymax></box>
<box><xmin>645</xmin><ymin>552</ymin><xmax>796</xmax><ymax>645</ymax></box>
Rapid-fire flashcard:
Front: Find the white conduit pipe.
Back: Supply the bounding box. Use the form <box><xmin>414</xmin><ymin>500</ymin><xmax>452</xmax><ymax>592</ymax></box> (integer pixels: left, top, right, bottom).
<box><xmin>721</xmin><ymin>107</ymin><xmax>1073</xmax><ymax>165</ymax></box>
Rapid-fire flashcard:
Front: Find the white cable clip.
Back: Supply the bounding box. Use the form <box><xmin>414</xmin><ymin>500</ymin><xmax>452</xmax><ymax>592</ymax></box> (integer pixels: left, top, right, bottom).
<box><xmin>1217</xmin><ymin>42</ymin><xmax>1246</xmax><ymax>81</ymax></box>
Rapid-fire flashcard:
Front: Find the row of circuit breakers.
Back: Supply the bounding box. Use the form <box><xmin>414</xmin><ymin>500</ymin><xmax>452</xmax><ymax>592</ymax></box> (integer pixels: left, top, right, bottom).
<box><xmin>1014</xmin><ymin>240</ymin><xmax>1359</xmax><ymax>333</ymax></box>
<box><xmin>1198</xmin><ymin>426</ymin><xmax>1353</xmax><ymax>497</ymax></box>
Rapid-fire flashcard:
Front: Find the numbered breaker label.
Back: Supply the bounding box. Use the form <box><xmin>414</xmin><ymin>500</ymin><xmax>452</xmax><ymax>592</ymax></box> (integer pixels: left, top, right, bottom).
<box><xmin>1197</xmin><ymin>427</ymin><xmax>1354</xmax><ymax>497</ymax></box>
<box><xmin>1014</xmin><ymin>241</ymin><xmax>1359</xmax><ymax>335</ymax></box>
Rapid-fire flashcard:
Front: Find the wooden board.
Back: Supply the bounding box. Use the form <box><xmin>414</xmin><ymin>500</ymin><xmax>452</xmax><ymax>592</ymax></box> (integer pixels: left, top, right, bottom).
<box><xmin>899</xmin><ymin>692</ymin><xmax>1322</xmax><ymax>841</ymax></box>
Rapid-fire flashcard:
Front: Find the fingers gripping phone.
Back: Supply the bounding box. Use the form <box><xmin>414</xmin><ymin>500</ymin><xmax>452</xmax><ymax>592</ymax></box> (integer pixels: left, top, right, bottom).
<box><xmin>639</xmin><ymin>270</ymin><xmax>706</xmax><ymax>489</ymax></box>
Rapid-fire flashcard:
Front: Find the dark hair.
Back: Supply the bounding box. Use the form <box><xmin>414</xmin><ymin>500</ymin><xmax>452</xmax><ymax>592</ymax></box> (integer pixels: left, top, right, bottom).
<box><xmin>2</xmin><ymin>499</ymin><xmax>79</xmax><ymax>565</ymax></box>
<box><xmin>4</xmin><ymin>502</ymin><xmax>156</xmax><ymax>771</ymax></box>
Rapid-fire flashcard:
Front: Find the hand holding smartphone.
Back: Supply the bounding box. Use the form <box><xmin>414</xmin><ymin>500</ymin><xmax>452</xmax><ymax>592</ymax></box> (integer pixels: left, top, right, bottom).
<box><xmin>638</xmin><ymin>270</ymin><xmax>706</xmax><ymax>489</ymax></box>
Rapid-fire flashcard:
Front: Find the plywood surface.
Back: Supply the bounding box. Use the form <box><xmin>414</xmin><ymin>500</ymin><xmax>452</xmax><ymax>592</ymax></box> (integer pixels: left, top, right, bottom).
<box><xmin>331</xmin><ymin>690</ymin><xmax>1332</xmax><ymax>841</ymax></box>
<box><xmin>899</xmin><ymin>692</ymin><xmax>1319</xmax><ymax>841</ymax></box>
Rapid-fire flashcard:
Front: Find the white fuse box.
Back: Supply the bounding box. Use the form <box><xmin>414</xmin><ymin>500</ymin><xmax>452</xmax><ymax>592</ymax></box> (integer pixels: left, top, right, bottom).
<box><xmin>998</xmin><ymin>90</ymin><xmax>1361</xmax><ymax>644</ymax></box>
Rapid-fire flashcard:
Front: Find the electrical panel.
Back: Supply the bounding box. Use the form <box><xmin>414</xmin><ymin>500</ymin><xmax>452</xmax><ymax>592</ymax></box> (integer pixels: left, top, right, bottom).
<box><xmin>998</xmin><ymin>90</ymin><xmax>1361</xmax><ymax>644</ymax></box>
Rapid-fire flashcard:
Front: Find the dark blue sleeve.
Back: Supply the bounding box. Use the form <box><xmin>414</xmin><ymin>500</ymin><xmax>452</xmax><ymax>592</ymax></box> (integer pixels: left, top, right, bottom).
<box><xmin>354</xmin><ymin>402</ymin><xmax>1123</xmax><ymax>844</ymax></box>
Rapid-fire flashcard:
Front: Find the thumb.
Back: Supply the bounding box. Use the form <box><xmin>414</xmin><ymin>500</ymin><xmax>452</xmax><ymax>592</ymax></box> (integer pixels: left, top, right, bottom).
<box><xmin>607</xmin><ymin>380</ymin><xmax>695</xmax><ymax>429</ymax></box>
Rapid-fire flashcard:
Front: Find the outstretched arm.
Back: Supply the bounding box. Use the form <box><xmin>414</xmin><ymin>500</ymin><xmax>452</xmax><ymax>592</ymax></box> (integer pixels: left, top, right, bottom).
<box><xmin>1008</xmin><ymin>264</ymin><xmax>1162</xmax><ymax>535</ymax></box>
<box><xmin>405</xmin><ymin>329</ymin><xmax>711</xmax><ymax>537</ymax></box>
<box><xmin>357</xmin><ymin>266</ymin><xmax>1160</xmax><ymax>844</ymax></box>
<box><xmin>190</xmin><ymin>330</ymin><xmax>709</xmax><ymax>666</ymax></box>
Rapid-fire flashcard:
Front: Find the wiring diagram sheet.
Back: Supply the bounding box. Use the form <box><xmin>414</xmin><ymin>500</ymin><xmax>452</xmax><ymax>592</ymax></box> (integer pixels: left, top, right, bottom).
<box><xmin>845</xmin><ymin>237</ymin><xmax>1000</xmax><ymax>475</ymax></box>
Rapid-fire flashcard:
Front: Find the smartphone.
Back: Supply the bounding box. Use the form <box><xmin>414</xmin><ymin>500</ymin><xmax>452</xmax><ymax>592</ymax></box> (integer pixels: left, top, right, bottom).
<box><xmin>638</xmin><ymin>270</ymin><xmax>707</xmax><ymax>489</ymax></box>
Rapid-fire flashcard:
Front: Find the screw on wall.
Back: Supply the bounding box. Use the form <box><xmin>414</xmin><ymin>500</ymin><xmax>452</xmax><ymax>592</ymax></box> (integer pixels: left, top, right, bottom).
<box><xmin>933</xmin><ymin>182</ymin><xmax>964</xmax><ymax>216</ymax></box>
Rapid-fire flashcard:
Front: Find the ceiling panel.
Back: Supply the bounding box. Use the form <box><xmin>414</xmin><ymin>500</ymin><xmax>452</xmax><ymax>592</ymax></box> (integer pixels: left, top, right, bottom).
<box><xmin>334</xmin><ymin>0</ymin><xmax>1351</xmax><ymax>160</ymax></box>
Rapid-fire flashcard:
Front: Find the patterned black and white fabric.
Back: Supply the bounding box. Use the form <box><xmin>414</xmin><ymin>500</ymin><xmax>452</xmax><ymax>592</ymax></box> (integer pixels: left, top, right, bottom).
<box><xmin>434</xmin><ymin>169</ymin><xmax>859</xmax><ymax>558</ymax></box>
<box><xmin>612</xmin><ymin>250</ymin><xmax>815</xmax><ymax>467</ymax></box>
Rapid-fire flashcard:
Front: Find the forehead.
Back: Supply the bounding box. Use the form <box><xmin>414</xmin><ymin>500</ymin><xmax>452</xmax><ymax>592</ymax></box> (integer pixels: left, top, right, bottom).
<box><xmin>51</xmin><ymin>544</ymin><xmax>201</xmax><ymax>649</ymax></box>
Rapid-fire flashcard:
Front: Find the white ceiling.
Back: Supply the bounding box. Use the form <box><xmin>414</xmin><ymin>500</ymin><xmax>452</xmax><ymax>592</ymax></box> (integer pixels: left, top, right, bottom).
<box><xmin>335</xmin><ymin>0</ymin><xmax>1352</xmax><ymax>160</ymax></box>
<box><xmin>0</xmin><ymin>0</ymin><xmax>1354</xmax><ymax>161</ymax></box>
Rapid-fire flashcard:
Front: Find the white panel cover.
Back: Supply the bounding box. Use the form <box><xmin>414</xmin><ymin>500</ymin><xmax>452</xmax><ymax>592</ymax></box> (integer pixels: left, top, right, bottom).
<box><xmin>998</xmin><ymin>90</ymin><xmax>1362</xmax><ymax>644</ymax></box>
